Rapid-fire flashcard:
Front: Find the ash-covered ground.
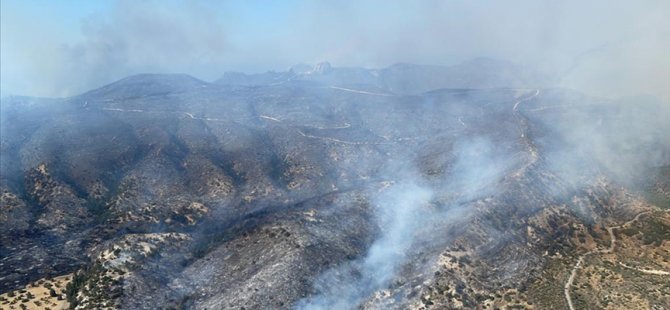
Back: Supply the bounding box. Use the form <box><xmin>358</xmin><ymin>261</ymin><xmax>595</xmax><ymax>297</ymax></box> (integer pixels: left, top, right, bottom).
<box><xmin>1</xmin><ymin>60</ymin><xmax>669</xmax><ymax>309</ymax></box>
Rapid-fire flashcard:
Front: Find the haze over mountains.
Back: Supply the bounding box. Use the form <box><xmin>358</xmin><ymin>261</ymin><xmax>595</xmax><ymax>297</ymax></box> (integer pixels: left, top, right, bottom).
<box><xmin>3</xmin><ymin>1</ymin><xmax>669</xmax><ymax>100</ymax></box>
<box><xmin>216</xmin><ymin>58</ymin><xmax>553</xmax><ymax>94</ymax></box>
<box><xmin>1</xmin><ymin>59</ymin><xmax>669</xmax><ymax>309</ymax></box>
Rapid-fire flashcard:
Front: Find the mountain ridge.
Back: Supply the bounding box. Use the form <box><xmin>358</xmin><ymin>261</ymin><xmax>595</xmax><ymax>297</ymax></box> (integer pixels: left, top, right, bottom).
<box><xmin>1</xmin><ymin>62</ymin><xmax>668</xmax><ymax>309</ymax></box>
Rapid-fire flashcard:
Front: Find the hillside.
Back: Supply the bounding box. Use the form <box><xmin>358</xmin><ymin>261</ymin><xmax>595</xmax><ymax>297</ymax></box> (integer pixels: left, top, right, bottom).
<box><xmin>1</xmin><ymin>61</ymin><xmax>669</xmax><ymax>309</ymax></box>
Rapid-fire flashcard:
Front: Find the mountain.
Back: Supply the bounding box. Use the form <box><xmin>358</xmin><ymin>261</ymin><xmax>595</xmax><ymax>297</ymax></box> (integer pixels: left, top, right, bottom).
<box><xmin>79</xmin><ymin>73</ymin><xmax>209</xmax><ymax>101</ymax></box>
<box><xmin>215</xmin><ymin>58</ymin><xmax>554</xmax><ymax>94</ymax></box>
<box><xmin>1</xmin><ymin>61</ymin><xmax>669</xmax><ymax>309</ymax></box>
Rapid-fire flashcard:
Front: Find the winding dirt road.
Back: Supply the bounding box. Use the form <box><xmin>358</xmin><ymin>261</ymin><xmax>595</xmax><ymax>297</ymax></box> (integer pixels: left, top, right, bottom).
<box><xmin>563</xmin><ymin>211</ymin><xmax>668</xmax><ymax>310</ymax></box>
<box><xmin>102</xmin><ymin>107</ymin><xmax>240</xmax><ymax>123</ymax></box>
<box><xmin>457</xmin><ymin>117</ymin><xmax>466</xmax><ymax>128</ymax></box>
<box><xmin>103</xmin><ymin>107</ymin><xmax>392</xmax><ymax>145</ymax></box>
<box><xmin>513</xmin><ymin>89</ymin><xmax>540</xmax><ymax>112</ymax></box>
<box><xmin>102</xmin><ymin>107</ymin><xmax>145</xmax><ymax>113</ymax></box>
<box><xmin>294</xmin><ymin>129</ymin><xmax>395</xmax><ymax>145</ymax></box>
<box><xmin>328</xmin><ymin>86</ymin><xmax>395</xmax><ymax>97</ymax></box>
<box><xmin>618</xmin><ymin>262</ymin><xmax>670</xmax><ymax>276</ymax></box>
<box><xmin>510</xmin><ymin>89</ymin><xmax>541</xmax><ymax>178</ymax></box>
<box><xmin>564</xmin><ymin>255</ymin><xmax>585</xmax><ymax>310</ymax></box>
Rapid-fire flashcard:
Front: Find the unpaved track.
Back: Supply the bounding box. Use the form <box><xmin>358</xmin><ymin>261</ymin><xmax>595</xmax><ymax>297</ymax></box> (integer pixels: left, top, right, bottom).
<box><xmin>295</xmin><ymin>129</ymin><xmax>395</xmax><ymax>145</ymax></box>
<box><xmin>510</xmin><ymin>89</ymin><xmax>541</xmax><ymax>178</ymax></box>
<box><xmin>513</xmin><ymin>89</ymin><xmax>539</xmax><ymax>112</ymax></box>
<box><xmin>458</xmin><ymin>117</ymin><xmax>466</xmax><ymax>128</ymax></box>
<box><xmin>564</xmin><ymin>256</ymin><xmax>585</xmax><ymax>310</ymax></box>
<box><xmin>104</xmin><ymin>107</ymin><xmax>392</xmax><ymax>145</ymax></box>
<box><xmin>328</xmin><ymin>86</ymin><xmax>395</xmax><ymax>97</ymax></box>
<box><xmin>618</xmin><ymin>262</ymin><xmax>670</xmax><ymax>275</ymax></box>
<box><xmin>102</xmin><ymin>107</ymin><xmax>241</xmax><ymax>123</ymax></box>
<box><xmin>259</xmin><ymin>114</ymin><xmax>396</xmax><ymax>145</ymax></box>
<box><xmin>563</xmin><ymin>211</ymin><xmax>668</xmax><ymax>310</ymax></box>
<box><xmin>303</xmin><ymin>122</ymin><xmax>351</xmax><ymax>130</ymax></box>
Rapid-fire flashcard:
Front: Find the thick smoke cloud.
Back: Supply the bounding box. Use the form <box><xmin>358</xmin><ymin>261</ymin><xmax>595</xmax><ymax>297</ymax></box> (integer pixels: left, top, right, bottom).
<box><xmin>1</xmin><ymin>0</ymin><xmax>227</xmax><ymax>97</ymax></box>
<box><xmin>2</xmin><ymin>0</ymin><xmax>669</xmax><ymax>100</ymax></box>
<box><xmin>544</xmin><ymin>94</ymin><xmax>670</xmax><ymax>187</ymax></box>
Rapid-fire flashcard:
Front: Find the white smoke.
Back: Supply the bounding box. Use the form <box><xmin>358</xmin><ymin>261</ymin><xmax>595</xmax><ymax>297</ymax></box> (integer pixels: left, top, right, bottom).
<box><xmin>297</xmin><ymin>137</ymin><xmax>512</xmax><ymax>309</ymax></box>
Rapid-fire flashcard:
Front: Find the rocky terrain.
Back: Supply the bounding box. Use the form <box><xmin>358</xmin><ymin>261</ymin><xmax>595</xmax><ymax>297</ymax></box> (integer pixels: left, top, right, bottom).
<box><xmin>1</xmin><ymin>59</ymin><xmax>669</xmax><ymax>309</ymax></box>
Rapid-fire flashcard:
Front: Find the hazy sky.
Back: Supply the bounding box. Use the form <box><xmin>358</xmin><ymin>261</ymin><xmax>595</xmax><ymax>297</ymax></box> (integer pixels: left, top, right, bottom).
<box><xmin>1</xmin><ymin>0</ymin><xmax>668</xmax><ymax>98</ymax></box>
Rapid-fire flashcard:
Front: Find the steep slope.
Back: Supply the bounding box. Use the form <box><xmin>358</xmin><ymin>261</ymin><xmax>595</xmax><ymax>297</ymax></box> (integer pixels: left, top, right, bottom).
<box><xmin>1</xmin><ymin>66</ymin><xmax>668</xmax><ymax>309</ymax></box>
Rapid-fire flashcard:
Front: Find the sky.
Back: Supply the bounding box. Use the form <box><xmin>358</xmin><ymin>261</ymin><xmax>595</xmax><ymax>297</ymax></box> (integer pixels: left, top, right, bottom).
<box><xmin>1</xmin><ymin>0</ymin><xmax>669</xmax><ymax>99</ymax></box>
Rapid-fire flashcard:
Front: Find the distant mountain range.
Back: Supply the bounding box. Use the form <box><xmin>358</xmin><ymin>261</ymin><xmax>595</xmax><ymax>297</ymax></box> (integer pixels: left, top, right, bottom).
<box><xmin>215</xmin><ymin>58</ymin><xmax>554</xmax><ymax>94</ymax></box>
